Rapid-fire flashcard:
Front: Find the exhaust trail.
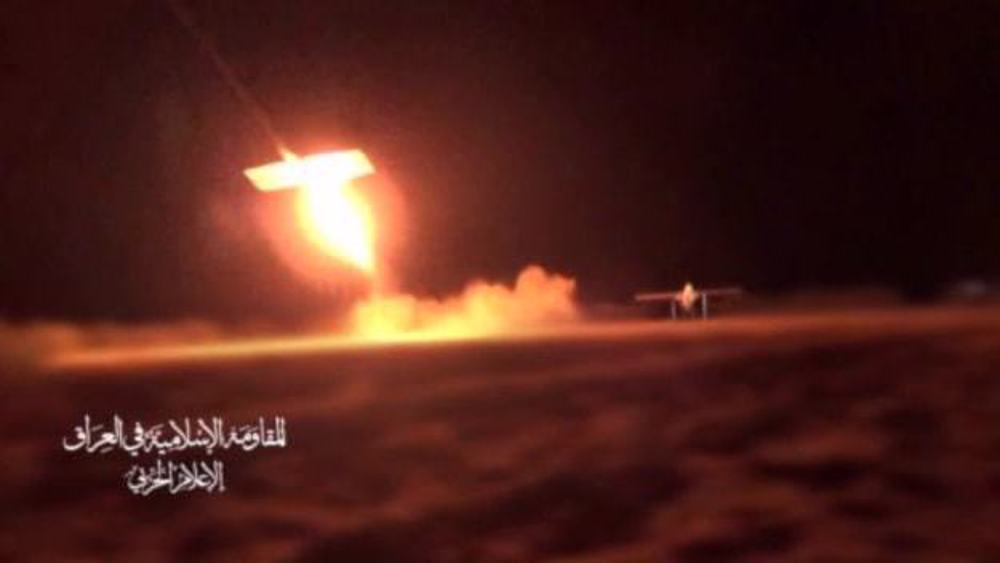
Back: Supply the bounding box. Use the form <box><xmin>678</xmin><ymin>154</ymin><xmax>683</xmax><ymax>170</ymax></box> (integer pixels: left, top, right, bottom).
<box><xmin>163</xmin><ymin>0</ymin><xmax>288</xmax><ymax>156</ymax></box>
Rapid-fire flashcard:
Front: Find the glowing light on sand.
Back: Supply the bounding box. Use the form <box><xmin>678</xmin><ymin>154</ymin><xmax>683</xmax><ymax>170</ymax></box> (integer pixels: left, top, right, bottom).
<box><xmin>245</xmin><ymin>150</ymin><xmax>377</xmax><ymax>274</ymax></box>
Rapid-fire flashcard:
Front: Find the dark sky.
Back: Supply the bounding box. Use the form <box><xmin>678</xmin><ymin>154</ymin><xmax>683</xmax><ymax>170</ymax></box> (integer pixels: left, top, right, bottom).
<box><xmin>1</xmin><ymin>1</ymin><xmax>998</xmax><ymax>322</ymax></box>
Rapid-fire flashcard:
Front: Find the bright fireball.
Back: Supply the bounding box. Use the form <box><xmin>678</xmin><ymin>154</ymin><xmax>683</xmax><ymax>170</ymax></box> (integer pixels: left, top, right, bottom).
<box><xmin>244</xmin><ymin>149</ymin><xmax>377</xmax><ymax>274</ymax></box>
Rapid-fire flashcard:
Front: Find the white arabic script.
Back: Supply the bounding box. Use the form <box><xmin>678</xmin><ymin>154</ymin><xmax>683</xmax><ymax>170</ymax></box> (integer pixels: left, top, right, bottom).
<box><xmin>124</xmin><ymin>459</ymin><xmax>226</xmax><ymax>496</ymax></box>
<box><xmin>62</xmin><ymin>415</ymin><xmax>287</xmax><ymax>456</ymax></box>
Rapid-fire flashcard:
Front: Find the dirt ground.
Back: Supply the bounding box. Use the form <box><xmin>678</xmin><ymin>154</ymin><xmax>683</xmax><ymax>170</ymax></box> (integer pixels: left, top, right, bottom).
<box><xmin>2</xmin><ymin>306</ymin><xmax>1000</xmax><ymax>562</ymax></box>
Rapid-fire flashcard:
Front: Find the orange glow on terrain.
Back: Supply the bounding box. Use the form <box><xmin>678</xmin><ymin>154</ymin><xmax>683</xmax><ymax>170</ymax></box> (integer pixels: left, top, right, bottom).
<box><xmin>42</xmin><ymin>307</ymin><xmax>1000</xmax><ymax>372</ymax></box>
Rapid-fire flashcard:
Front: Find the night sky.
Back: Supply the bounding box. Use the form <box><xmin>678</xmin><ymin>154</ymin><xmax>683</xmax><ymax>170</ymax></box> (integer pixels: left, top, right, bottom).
<box><xmin>2</xmin><ymin>1</ymin><xmax>998</xmax><ymax>322</ymax></box>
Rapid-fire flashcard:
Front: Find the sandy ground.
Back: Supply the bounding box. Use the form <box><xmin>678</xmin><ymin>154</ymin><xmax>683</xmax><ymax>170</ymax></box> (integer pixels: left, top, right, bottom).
<box><xmin>2</xmin><ymin>306</ymin><xmax>1000</xmax><ymax>562</ymax></box>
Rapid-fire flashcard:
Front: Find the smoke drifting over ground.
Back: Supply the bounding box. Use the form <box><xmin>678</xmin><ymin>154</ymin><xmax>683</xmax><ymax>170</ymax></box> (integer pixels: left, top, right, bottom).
<box><xmin>352</xmin><ymin>265</ymin><xmax>579</xmax><ymax>339</ymax></box>
<box><xmin>0</xmin><ymin>319</ymin><xmax>227</xmax><ymax>371</ymax></box>
<box><xmin>0</xmin><ymin>265</ymin><xmax>579</xmax><ymax>371</ymax></box>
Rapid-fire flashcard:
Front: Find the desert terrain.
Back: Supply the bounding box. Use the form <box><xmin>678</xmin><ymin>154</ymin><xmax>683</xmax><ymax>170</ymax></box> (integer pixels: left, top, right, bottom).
<box><xmin>2</xmin><ymin>306</ymin><xmax>1000</xmax><ymax>562</ymax></box>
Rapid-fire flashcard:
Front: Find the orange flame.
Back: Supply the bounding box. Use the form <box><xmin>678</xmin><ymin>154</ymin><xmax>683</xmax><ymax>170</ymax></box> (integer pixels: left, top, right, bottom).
<box><xmin>244</xmin><ymin>150</ymin><xmax>579</xmax><ymax>344</ymax></box>
<box><xmin>244</xmin><ymin>150</ymin><xmax>377</xmax><ymax>274</ymax></box>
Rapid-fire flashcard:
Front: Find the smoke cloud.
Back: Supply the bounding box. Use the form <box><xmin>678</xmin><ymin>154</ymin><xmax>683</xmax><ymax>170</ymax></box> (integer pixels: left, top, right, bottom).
<box><xmin>351</xmin><ymin>265</ymin><xmax>579</xmax><ymax>339</ymax></box>
<box><xmin>0</xmin><ymin>265</ymin><xmax>579</xmax><ymax>371</ymax></box>
<box><xmin>0</xmin><ymin>319</ymin><xmax>228</xmax><ymax>371</ymax></box>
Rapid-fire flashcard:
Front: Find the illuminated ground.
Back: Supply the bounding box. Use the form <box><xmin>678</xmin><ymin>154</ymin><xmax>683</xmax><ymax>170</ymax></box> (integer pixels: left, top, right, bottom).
<box><xmin>2</xmin><ymin>306</ymin><xmax>1000</xmax><ymax>561</ymax></box>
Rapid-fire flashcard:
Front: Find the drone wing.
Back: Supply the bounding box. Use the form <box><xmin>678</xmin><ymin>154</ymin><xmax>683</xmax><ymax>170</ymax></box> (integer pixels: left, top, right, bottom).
<box><xmin>698</xmin><ymin>287</ymin><xmax>744</xmax><ymax>297</ymax></box>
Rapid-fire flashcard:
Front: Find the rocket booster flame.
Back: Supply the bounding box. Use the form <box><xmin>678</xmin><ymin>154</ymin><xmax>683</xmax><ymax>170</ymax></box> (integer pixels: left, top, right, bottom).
<box><xmin>243</xmin><ymin>148</ymin><xmax>579</xmax><ymax>344</ymax></box>
<box><xmin>5</xmin><ymin>140</ymin><xmax>587</xmax><ymax>372</ymax></box>
<box><xmin>244</xmin><ymin>150</ymin><xmax>378</xmax><ymax>274</ymax></box>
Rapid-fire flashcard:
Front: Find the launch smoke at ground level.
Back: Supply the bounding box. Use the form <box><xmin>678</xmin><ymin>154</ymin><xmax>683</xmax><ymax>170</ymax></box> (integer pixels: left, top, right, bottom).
<box><xmin>350</xmin><ymin>265</ymin><xmax>578</xmax><ymax>339</ymax></box>
<box><xmin>33</xmin><ymin>305</ymin><xmax>1000</xmax><ymax>372</ymax></box>
<box><xmin>19</xmin><ymin>265</ymin><xmax>578</xmax><ymax>371</ymax></box>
